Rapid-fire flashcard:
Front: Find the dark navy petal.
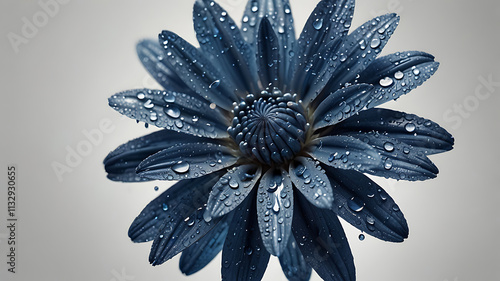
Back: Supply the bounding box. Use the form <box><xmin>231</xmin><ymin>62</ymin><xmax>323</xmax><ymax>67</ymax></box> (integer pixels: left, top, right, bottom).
<box><xmin>136</xmin><ymin>142</ymin><xmax>238</xmax><ymax>181</ymax></box>
<box><xmin>345</xmin><ymin>132</ymin><xmax>439</xmax><ymax>181</ymax></box>
<box><xmin>179</xmin><ymin>214</ymin><xmax>230</xmax><ymax>275</ymax></box>
<box><xmin>108</xmin><ymin>89</ymin><xmax>229</xmax><ymax>138</ymax></box>
<box><xmin>104</xmin><ymin>130</ymin><xmax>214</xmax><ymax>182</ymax></box>
<box><xmin>193</xmin><ymin>0</ymin><xmax>259</xmax><ymax>95</ymax></box>
<box><xmin>357</xmin><ymin>51</ymin><xmax>440</xmax><ymax>108</ymax></box>
<box><xmin>206</xmin><ymin>164</ymin><xmax>262</xmax><ymax>218</ymax></box>
<box><xmin>312</xmin><ymin>84</ymin><xmax>374</xmax><ymax>130</ymax></box>
<box><xmin>289</xmin><ymin>156</ymin><xmax>334</xmax><ymax>209</ymax></box>
<box><xmin>311</xmin><ymin>13</ymin><xmax>400</xmax><ymax>105</ymax></box>
<box><xmin>334</xmin><ymin>108</ymin><xmax>454</xmax><ymax>155</ymax></box>
<box><xmin>222</xmin><ymin>192</ymin><xmax>270</xmax><ymax>281</ymax></box>
<box><xmin>257</xmin><ymin>17</ymin><xmax>281</xmax><ymax>88</ymax></box>
<box><xmin>292</xmin><ymin>193</ymin><xmax>355</xmax><ymax>281</ymax></box>
<box><xmin>128</xmin><ymin>172</ymin><xmax>222</xmax><ymax>243</ymax></box>
<box><xmin>291</xmin><ymin>0</ymin><xmax>354</xmax><ymax>100</ymax></box>
<box><xmin>257</xmin><ymin>167</ymin><xmax>294</xmax><ymax>256</ymax></box>
<box><xmin>158</xmin><ymin>30</ymin><xmax>239</xmax><ymax>110</ymax></box>
<box><xmin>279</xmin><ymin>236</ymin><xmax>312</xmax><ymax>281</ymax></box>
<box><xmin>136</xmin><ymin>39</ymin><xmax>191</xmax><ymax>93</ymax></box>
<box><xmin>241</xmin><ymin>0</ymin><xmax>296</xmax><ymax>84</ymax></box>
<box><xmin>307</xmin><ymin>135</ymin><xmax>381</xmax><ymax>173</ymax></box>
<box><xmin>324</xmin><ymin>167</ymin><xmax>409</xmax><ymax>242</ymax></box>
<box><xmin>149</xmin><ymin>205</ymin><xmax>224</xmax><ymax>266</ymax></box>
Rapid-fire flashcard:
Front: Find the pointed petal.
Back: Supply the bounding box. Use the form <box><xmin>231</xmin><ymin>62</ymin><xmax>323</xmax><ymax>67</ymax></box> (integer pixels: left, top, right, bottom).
<box><xmin>149</xmin><ymin>206</ymin><xmax>224</xmax><ymax>266</ymax></box>
<box><xmin>307</xmin><ymin>135</ymin><xmax>381</xmax><ymax>173</ymax></box>
<box><xmin>193</xmin><ymin>0</ymin><xmax>258</xmax><ymax>94</ymax></box>
<box><xmin>257</xmin><ymin>17</ymin><xmax>281</xmax><ymax>88</ymax></box>
<box><xmin>104</xmin><ymin>130</ymin><xmax>214</xmax><ymax>182</ymax></box>
<box><xmin>334</xmin><ymin>108</ymin><xmax>454</xmax><ymax>155</ymax></box>
<box><xmin>179</xmin><ymin>215</ymin><xmax>230</xmax><ymax>275</ymax></box>
<box><xmin>345</xmin><ymin>132</ymin><xmax>439</xmax><ymax>181</ymax></box>
<box><xmin>292</xmin><ymin>194</ymin><xmax>355</xmax><ymax>281</ymax></box>
<box><xmin>206</xmin><ymin>164</ymin><xmax>262</xmax><ymax>218</ymax></box>
<box><xmin>257</xmin><ymin>167</ymin><xmax>294</xmax><ymax>256</ymax></box>
<box><xmin>159</xmin><ymin>30</ymin><xmax>239</xmax><ymax>110</ymax></box>
<box><xmin>222</xmin><ymin>192</ymin><xmax>270</xmax><ymax>281</ymax></box>
<box><xmin>312</xmin><ymin>13</ymin><xmax>400</xmax><ymax>105</ymax></box>
<box><xmin>324</xmin><ymin>167</ymin><xmax>409</xmax><ymax>242</ymax></box>
<box><xmin>289</xmin><ymin>156</ymin><xmax>334</xmax><ymax>209</ymax></box>
<box><xmin>108</xmin><ymin>89</ymin><xmax>229</xmax><ymax>138</ymax></box>
<box><xmin>128</xmin><ymin>172</ymin><xmax>221</xmax><ymax>243</ymax></box>
<box><xmin>136</xmin><ymin>142</ymin><xmax>237</xmax><ymax>181</ymax></box>
<box><xmin>312</xmin><ymin>84</ymin><xmax>374</xmax><ymax>130</ymax></box>
<box><xmin>279</xmin><ymin>236</ymin><xmax>312</xmax><ymax>281</ymax></box>
<box><xmin>241</xmin><ymin>0</ymin><xmax>296</xmax><ymax>80</ymax></box>
<box><xmin>292</xmin><ymin>0</ymin><xmax>354</xmax><ymax>99</ymax></box>
<box><xmin>136</xmin><ymin>39</ymin><xmax>191</xmax><ymax>93</ymax></box>
<box><xmin>357</xmin><ymin>51</ymin><xmax>440</xmax><ymax>108</ymax></box>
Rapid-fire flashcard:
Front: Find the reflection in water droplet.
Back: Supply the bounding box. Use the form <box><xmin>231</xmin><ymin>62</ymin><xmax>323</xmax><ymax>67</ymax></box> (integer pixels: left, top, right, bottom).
<box><xmin>172</xmin><ymin>161</ymin><xmax>190</xmax><ymax>174</ymax></box>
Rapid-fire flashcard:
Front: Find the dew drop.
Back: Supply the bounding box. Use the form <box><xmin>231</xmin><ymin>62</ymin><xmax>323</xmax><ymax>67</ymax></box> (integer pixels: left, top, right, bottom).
<box><xmin>412</xmin><ymin>68</ymin><xmax>420</xmax><ymax>75</ymax></box>
<box><xmin>149</xmin><ymin>112</ymin><xmax>158</xmax><ymax>122</ymax></box>
<box><xmin>137</xmin><ymin>92</ymin><xmax>145</xmax><ymax>100</ymax></box>
<box><xmin>312</xmin><ymin>18</ymin><xmax>323</xmax><ymax>30</ymax></box>
<box><xmin>162</xmin><ymin>203</ymin><xmax>168</xmax><ymax>211</ymax></box>
<box><xmin>154</xmin><ymin>186</ymin><xmax>159</xmax><ymax>191</ymax></box>
<box><xmin>379</xmin><ymin>77</ymin><xmax>393</xmax><ymax>87</ymax></box>
<box><xmin>165</xmin><ymin>106</ymin><xmax>181</xmax><ymax>118</ymax></box>
<box><xmin>347</xmin><ymin>197</ymin><xmax>365</xmax><ymax>212</ymax></box>
<box><xmin>370</xmin><ymin>37</ymin><xmax>381</xmax><ymax>48</ymax></box>
<box><xmin>394</xmin><ymin>71</ymin><xmax>404</xmax><ymax>80</ymax></box>
<box><xmin>358</xmin><ymin>234</ymin><xmax>365</xmax><ymax>241</ymax></box>
<box><xmin>384</xmin><ymin>159</ymin><xmax>393</xmax><ymax>170</ymax></box>
<box><xmin>405</xmin><ymin>123</ymin><xmax>416</xmax><ymax>132</ymax></box>
<box><xmin>144</xmin><ymin>99</ymin><xmax>154</xmax><ymax>109</ymax></box>
<box><xmin>383</xmin><ymin>142</ymin><xmax>395</xmax><ymax>152</ymax></box>
<box><xmin>209</xmin><ymin>79</ymin><xmax>220</xmax><ymax>89</ymax></box>
<box><xmin>172</xmin><ymin>161</ymin><xmax>190</xmax><ymax>174</ymax></box>
<box><xmin>163</xmin><ymin>93</ymin><xmax>175</xmax><ymax>103</ymax></box>
<box><xmin>228</xmin><ymin>179</ymin><xmax>239</xmax><ymax>189</ymax></box>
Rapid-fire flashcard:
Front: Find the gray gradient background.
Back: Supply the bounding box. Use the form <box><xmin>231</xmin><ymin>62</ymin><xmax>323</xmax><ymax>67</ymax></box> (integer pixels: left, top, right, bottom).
<box><xmin>1</xmin><ymin>0</ymin><xmax>499</xmax><ymax>280</ymax></box>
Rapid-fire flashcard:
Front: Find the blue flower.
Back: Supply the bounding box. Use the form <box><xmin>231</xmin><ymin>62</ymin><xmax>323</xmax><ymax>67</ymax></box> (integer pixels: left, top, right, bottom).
<box><xmin>104</xmin><ymin>0</ymin><xmax>454</xmax><ymax>280</ymax></box>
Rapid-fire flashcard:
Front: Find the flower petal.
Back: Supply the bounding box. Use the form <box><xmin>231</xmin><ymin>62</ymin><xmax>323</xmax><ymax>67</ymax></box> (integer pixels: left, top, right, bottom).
<box><xmin>222</xmin><ymin>192</ymin><xmax>270</xmax><ymax>281</ymax></box>
<box><xmin>193</xmin><ymin>0</ymin><xmax>259</xmax><ymax>95</ymax></box>
<box><xmin>292</xmin><ymin>194</ymin><xmax>355</xmax><ymax>281</ymax></box>
<box><xmin>158</xmin><ymin>30</ymin><xmax>239</xmax><ymax>110</ymax></box>
<box><xmin>257</xmin><ymin>167</ymin><xmax>294</xmax><ymax>256</ymax></box>
<box><xmin>279</xmin><ymin>236</ymin><xmax>312</xmax><ymax>281</ymax></box>
<box><xmin>149</xmin><ymin>206</ymin><xmax>225</xmax><ymax>266</ymax></box>
<box><xmin>257</xmin><ymin>17</ymin><xmax>281</xmax><ymax>88</ymax></box>
<box><xmin>307</xmin><ymin>135</ymin><xmax>381</xmax><ymax>173</ymax></box>
<box><xmin>136</xmin><ymin>142</ymin><xmax>238</xmax><ymax>181</ymax></box>
<box><xmin>324</xmin><ymin>167</ymin><xmax>409</xmax><ymax>242</ymax></box>
<box><xmin>344</xmin><ymin>132</ymin><xmax>439</xmax><ymax>181</ymax></box>
<box><xmin>128</xmin><ymin>172</ymin><xmax>222</xmax><ymax>243</ymax></box>
<box><xmin>136</xmin><ymin>39</ymin><xmax>191</xmax><ymax>93</ymax></box>
<box><xmin>311</xmin><ymin>13</ymin><xmax>400</xmax><ymax>105</ymax></box>
<box><xmin>289</xmin><ymin>156</ymin><xmax>334</xmax><ymax>209</ymax></box>
<box><xmin>108</xmin><ymin>89</ymin><xmax>229</xmax><ymax>138</ymax></box>
<box><xmin>179</xmin><ymin>215</ymin><xmax>230</xmax><ymax>275</ymax></box>
<box><xmin>104</xmin><ymin>130</ymin><xmax>213</xmax><ymax>182</ymax></box>
<box><xmin>206</xmin><ymin>164</ymin><xmax>262</xmax><ymax>218</ymax></box>
<box><xmin>291</xmin><ymin>0</ymin><xmax>354</xmax><ymax>100</ymax></box>
<box><xmin>334</xmin><ymin>108</ymin><xmax>454</xmax><ymax>155</ymax></box>
<box><xmin>241</xmin><ymin>0</ymin><xmax>296</xmax><ymax>84</ymax></box>
<box><xmin>312</xmin><ymin>84</ymin><xmax>374</xmax><ymax>130</ymax></box>
<box><xmin>357</xmin><ymin>51</ymin><xmax>440</xmax><ymax>108</ymax></box>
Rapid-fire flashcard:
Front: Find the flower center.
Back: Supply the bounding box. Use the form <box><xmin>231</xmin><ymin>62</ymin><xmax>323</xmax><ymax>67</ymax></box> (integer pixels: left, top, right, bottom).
<box><xmin>228</xmin><ymin>89</ymin><xmax>309</xmax><ymax>165</ymax></box>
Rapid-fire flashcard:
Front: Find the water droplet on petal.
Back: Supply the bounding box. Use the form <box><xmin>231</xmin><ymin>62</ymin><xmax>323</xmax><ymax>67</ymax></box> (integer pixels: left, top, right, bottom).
<box><xmin>172</xmin><ymin>161</ymin><xmax>190</xmax><ymax>174</ymax></box>
<box><xmin>394</xmin><ymin>71</ymin><xmax>404</xmax><ymax>80</ymax></box>
<box><xmin>144</xmin><ymin>99</ymin><xmax>154</xmax><ymax>109</ymax></box>
<box><xmin>165</xmin><ymin>106</ymin><xmax>181</xmax><ymax>118</ymax></box>
<box><xmin>384</xmin><ymin>142</ymin><xmax>395</xmax><ymax>152</ymax></box>
<box><xmin>379</xmin><ymin>77</ymin><xmax>393</xmax><ymax>87</ymax></box>
<box><xmin>162</xmin><ymin>203</ymin><xmax>168</xmax><ymax>211</ymax></box>
<box><xmin>137</xmin><ymin>92</ymin><xmax>145</xmax><ymax>100</ymax></box>
<box><xmin>405</xmin><ymin>123</ymin><xmax>416</xmax><ymax>132</ymax></box>
<box><xmin>347</xmin><ymin>197</ymin><xmax>365</xmax><ymax>212</ymax></box>
<box><xmin>370</xmin><ymin>38</ymin><xmax>381</xmax><ymax>48</ymax></box>
<box><xmin>209</xmin><ymin>79</ymin><xmax>220</xmax><ymax>89</ymax></box>
<box><xmin>312</xmin><ymin>18</ymin><xmax>323</xmax><ymax>30</ymax></box>
<box><xmin>359</xmin><ymin>234</ymin><xmax>365</xmax><ymax>241</ymax></box>
<box><xmin>163</xmin><ymin>93</ymin><xmax>175</xmax><ymax>103</ymax></box>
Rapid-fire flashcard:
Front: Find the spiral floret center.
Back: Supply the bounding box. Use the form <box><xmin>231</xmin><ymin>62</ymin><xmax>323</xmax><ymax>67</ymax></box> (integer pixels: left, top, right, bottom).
<box><xmin>228</xmin><ymin>89</ymin><xmax>309</xmax><ymax>165</ymax></box>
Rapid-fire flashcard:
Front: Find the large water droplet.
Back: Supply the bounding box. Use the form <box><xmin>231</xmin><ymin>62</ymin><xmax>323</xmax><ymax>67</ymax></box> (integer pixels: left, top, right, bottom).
<box><xmin>163</xmin><ymin>93</ymin><xmax>175</xmax><ymax>103</ymax></box>
<box><xmin>172</xmin><ymin>161</ymin><xmax>190</xmax><ymax>174</ymax></box>
<box><xmin>384</xmin><ymin>142</ymin><xmax>395</xmax><ymax>152</ymax></box>
<box><xmin>384</xmin><ymin>159</ymin><xmax>393</xmax><ymax>170</ymax></box>
<box><xmin>405</xmin><ymin>123</ymin><xmax>416</xmax><ymax>132</ymax></box>
<box><xmin>370</xmin><ymin>37</ymin><xmax>381</xmax><ymax>48</ymax></box>
<box><xmin>347</xmin><ymin>197</ymin><xmax>365</xmax><ymax>212</ymax></box>
<box><xmin>358</xmin><ymin>233</ymin><xmax>365</xmax><ymax>241</ymax></box>
<box><xmin>379</xmin><ymin>77</ymin><xmax>393</xmax><ymax>87</ymax></box>
<box><xmin>137</xmin><ymin>92</ymin><xmax>145</xmax><ymax>100</ymax></box>
<box><xmin>312</xmin><ymin>18</ymin><xmax>323</xmax><ymax>30</ymax></box>
<box><xmin>394</xmin><ymin>71</ymin><xmax>404</xmax><ymax>80</ymax></box>
<box><xmin>209</xmin><ymin>79</ymin><xmax>220</xmax><ymax>89</ymax></box>
<box><xmin>228</xmin><ymin>178</ymin><xmax>239</xmax><ymax>189</ymax></box>
<box><xmin>165</xmin><ymin>106</ymin><xmax>181</xmax><ymax>118</ymax></box>
<box><xmin>144</xmin><ymin>99</ymin><xmax>154</xmax><ymax>109</ymax></box>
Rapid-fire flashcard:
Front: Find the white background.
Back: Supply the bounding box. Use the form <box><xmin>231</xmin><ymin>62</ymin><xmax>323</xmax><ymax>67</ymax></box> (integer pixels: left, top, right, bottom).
<box><xmin>1</xmin><ymin>0</ymin><xmax>499</xmax><ymax>280</ymax></box>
